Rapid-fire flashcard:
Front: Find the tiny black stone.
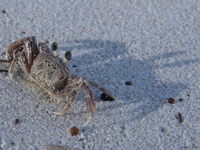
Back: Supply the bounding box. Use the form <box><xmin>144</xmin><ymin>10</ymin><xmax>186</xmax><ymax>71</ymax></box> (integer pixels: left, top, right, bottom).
<box><xmin>15</xmin><ymin>119</ymin><xmax>19</xmax><ymax>125</ymax></box>
<box><xmin>101</xmin><ymin>93</ymin><xmax>114</xmax><ymax>101</ymax></box>
<box><xmin>2</xmin><ymin>9</ymin><xmax>6</xmax><ymax>13</ymax></box>
<box><xmin>178</xmin><ymin>112</ymin><xmax>183</xmax><ymax>123</ymax></box>
<box><xmin>125</xmin><ymin>81</ymin><xmax>132</xmax><ymax>85</ymax></box>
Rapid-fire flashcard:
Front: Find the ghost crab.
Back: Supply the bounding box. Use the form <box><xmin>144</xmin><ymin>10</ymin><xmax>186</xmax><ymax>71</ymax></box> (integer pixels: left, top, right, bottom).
<box><xmin>0</xmin><ymin>36</ymin><xmax>118</xmax><ymax>125</ymax></box>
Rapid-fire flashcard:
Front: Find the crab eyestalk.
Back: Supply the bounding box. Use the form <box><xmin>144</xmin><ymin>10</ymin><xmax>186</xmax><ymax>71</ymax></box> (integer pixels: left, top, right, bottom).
<box><xmin>63</xmin><ymin>51</ymin><xmax>72</xmax><ymax>63</ymax></box>
<box><xmin>51</xmin><ymin>42</ymin><xmax>58</xmax><ymax>57</ymax></box>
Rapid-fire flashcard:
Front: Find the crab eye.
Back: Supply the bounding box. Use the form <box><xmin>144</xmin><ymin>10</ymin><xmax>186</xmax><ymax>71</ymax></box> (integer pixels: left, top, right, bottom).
<box><xmin>52</xmin><ymin>42</ymin><xmax>58</xmax><ymax>57</ymax></box>
<box><xmin>51</xmin><ymin>42</ymin><xmax>58</xmax><ymax>51</ymax></box>
<box><xmin>63</xmin><ymin>51</ymin><xmax>72</xmax><ymax>63</ymax></box>
<box><xmin>65</xmin><ymin>51</ymin><xmax>71</xmax><ymax>61</ymax></box>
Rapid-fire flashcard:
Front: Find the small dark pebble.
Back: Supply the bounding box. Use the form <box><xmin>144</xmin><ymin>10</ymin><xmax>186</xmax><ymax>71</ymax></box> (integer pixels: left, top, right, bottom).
<box><xmin>15</xmin><ymin>119</ymin><xmax>19</xmax><ymax>125</ymax></box>
<box><xmin>2</xmin><ymin>9</ymin><xmax>6</xmax><ymax>13</ymax></box>
<box><xmin>179</xmin><ymin>98</ymin><xmax>183</xmax><ymax>101</ymax></box>
<box><xmin>0</xmin><ymin>70</ymin><xmax>8</xmax><ymax>73</ymax></box>
<box><xmin>11</xmin><ymin>142</ymin><xmax>15</xmax><ymax>145</ymax></box>
<box><xmin>168</xmin><ymin>98</ymin><xmax>174</xmax><ymax>104</ymax></box>
<box><xmin>125</xmin><ymin>81</ymin><xmax>132</xmax><ymax>85</ymax></box>
<box><xmin>21</xmin><ymin>31</ymin><xmax>26</xmax><ymax>34</ymax></box>
<box><xmin>101</xmin><ymin>93</ymin><xmax>114</xmax><ymax>101</ymax></box>
<box><xmin>72</xmin><ymin>65</ymin><xmax>77</xmax><ymax>68</ymax></box>
<box><xmin>178</xmin><ymin>112</ymin><xmax>183</xmax><ymax>123</ymax></box>
<box><xmin>70</xmin><ymin>126</ymin><xmax>79</xmax><ymax>136</ymax></box>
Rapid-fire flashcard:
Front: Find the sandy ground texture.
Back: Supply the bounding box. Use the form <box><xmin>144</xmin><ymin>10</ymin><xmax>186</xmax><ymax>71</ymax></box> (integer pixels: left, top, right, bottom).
<box><xmin>0</xmin><ymin>0</ymin><xmax>200</xmax><ymax>150</ymax></box>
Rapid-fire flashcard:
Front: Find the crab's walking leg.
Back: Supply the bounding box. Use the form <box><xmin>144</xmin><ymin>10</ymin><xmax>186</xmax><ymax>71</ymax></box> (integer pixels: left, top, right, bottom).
<box><xmin>83</xmin><ymin>81</ymin><xmax>96</xmax><ymax>112</ymax></box>
<box><xmin>8</xmin><ymin>51</ymin><xmax>21</xmax><ymax>79</ymax></box>
<box><xmin>53</xmin><ymin>94</ymin><xmax>75</xmax><ymax>115</ymax></box>
<box><xmin>0</xmin><ymin>59</ymin><xmax>11</xmax><ymax>72</ymax></box>
<box><xmin>0</xmin><ymin>59</ymin><xmax>11</xmax><ymax>63</ymax></box>
<box><xmin>2</xmin><ymin>37</ymin><xmax>39</xmax><ymax>79</ymax></box>
<box><xmin>20</xmin><ymin>78</ymin><xmax>46</xmax><ymax>93</ymax></box>
<box><xmin>82</xmin><ymin>84</ymin><xmax>96</xmax><ymax>126</ymax></box>
<box><xmin>8</xmin><ymin>51</ymin><xmax>30</xmax><ymax>79</ymax></box>
<box><xmin>51</xmin><ymin>75</ymin><xmax>97</xmax><ymax>125</ymax></box>
<box><xmin>0</xmin><ymin>70</ymin><xmax>8</xmax><ymax>72</ymax></box>
<box><xmin>6</xmin><ymin>37</ymin><xmax>39</xmax><ymax>63</ymax></box>
<box><xmin>89</xmin><ymin>81</ymin><xmax>118</xmax><ymax>101</ymax></box>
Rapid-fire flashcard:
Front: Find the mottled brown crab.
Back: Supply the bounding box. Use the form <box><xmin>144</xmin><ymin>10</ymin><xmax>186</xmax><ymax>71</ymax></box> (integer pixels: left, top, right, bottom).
<box><xmin>0</xmin><ymin>36</ymin><xmax>118</xmax><ymax>125</ymax></box>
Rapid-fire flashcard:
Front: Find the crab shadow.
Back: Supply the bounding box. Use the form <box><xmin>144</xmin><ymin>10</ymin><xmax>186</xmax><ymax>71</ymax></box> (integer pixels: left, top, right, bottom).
<box><xmin>61</xmin><ymin>39</ymin><xmax>198</xmax><ymax>125</ymax></box>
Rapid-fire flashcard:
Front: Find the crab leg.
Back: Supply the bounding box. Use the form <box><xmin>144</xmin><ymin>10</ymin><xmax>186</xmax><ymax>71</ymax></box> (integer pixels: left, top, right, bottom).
<box><xmin>8</xmin><ymin>51</ymin><xmax>30</xmax><ymax>79</ymax></box>
<box><xmin>0</xmin><ymin>59</ymin><xmax>11</xmax><ymax>72</ymax></box>
<box><xmin>89</xmin><ymin>81</ymin><xmax>118</xmax><ymax>101</ymax></box>
<box><xmin>53</xmin><ymin>95</ymin><xmax>75</xmax><ymax>115</ymax></box>
<box><xmin>84</xmin><ymin>81</ymin><xmax>96</xmax><ymax>111</ymax></box>
<box><xmin>0</xmin><ymin>59</ymin><xmax>11</xmax><ymax>63</ymax></box>
<box><xmin>20</xmin><ymin>78</ymin><xmax>46</xmax><ymax>93</ymax></box>
<box><xmin>0</xmin><ymin>70</ymin><xmax>8</xmax><ymax>72</ymax></box>
<box><xmin>81</xmin><ymin>85</ymin><xmax>96</xmax><ymax>126</ymax></box>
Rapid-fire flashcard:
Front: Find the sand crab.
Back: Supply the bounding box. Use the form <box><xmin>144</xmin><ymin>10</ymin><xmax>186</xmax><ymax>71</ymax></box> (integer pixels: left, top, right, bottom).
<box><xmin>0</xmin><ymin>36</ymin><xmax>118</xmax><ymax>125</ymax></box>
